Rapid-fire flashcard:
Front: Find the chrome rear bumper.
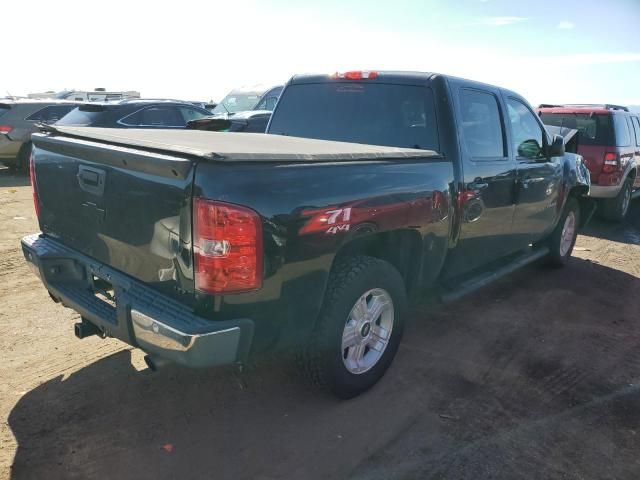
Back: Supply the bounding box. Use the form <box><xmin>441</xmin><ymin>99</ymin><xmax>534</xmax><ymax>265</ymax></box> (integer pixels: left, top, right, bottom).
<box><xmin>21</xmin><ymin>233</ymin><xmax>254</xmax><ymax>368</ymax></box>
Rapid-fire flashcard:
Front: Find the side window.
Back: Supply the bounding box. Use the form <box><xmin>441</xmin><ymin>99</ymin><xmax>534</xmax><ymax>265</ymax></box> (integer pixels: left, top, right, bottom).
<box><xmin>613</xmin><ymin>115</ymin><xmax>631</xmax><ymax>147</ymax></box>
<box><xmin>25</xmin><ymin>106</ymin><xmax>48</xmax><ymax>122</ymax></box>
<box><xmin>121</xmin><ymin>107</ymin><xmax>184</xmax><ymax>127</ymax></box>
<box><xmin>45</xmin><ymin>105</ymin><xmax>76</xmax><ymax>123</ymax></box>
<box><xmin>506</xmin><ymin>98</ymin><xmax>545</xmax><ymax>160</ymax></box>
<box><xmin>459</xmin><ymin>89</ymin><xmax>505</xmax><ymax>159</ymax></box>
<box><xmin>178</xmin><ymin>107</ymin><xmax>209</xmax><ymax>123</ymax></box>
<box><xmin>256</xmin><ymin>96</ymin><xmax>278</xmax><ymax>111</ymax></box>
<box><xmin>633</xmin><ymin>117</ymin><xmax>640</xmax><ymax>147</ymax></box>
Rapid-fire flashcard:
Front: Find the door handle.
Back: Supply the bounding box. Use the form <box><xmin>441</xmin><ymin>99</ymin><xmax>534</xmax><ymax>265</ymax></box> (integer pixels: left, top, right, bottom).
<box><xmin>468</xmin><ymin>179</ymin><xmax>489</xmax><ymax>190</ymax></box>
<box><xmin>77</xmin><ymin>165</ymin><xmax>106</xmax><ymax>195</ymax></box>
<box><xmin>520</xmin><ymin>177</ymin><xmax>544</xmax><ymax>188</ymax></box>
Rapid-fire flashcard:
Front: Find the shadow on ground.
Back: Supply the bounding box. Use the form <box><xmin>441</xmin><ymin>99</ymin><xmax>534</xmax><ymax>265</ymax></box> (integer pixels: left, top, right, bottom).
<box><xmin>0</xmin><ymin>167</ymin><xmax>29</xmax><ymax>188</ymax></box>
<box><xmin>8</xmin><ymin>258</ymin><xmax>640</xmax><ymax>480</ymax></box>
<box><xmin>581</xmin><ymin>198</ymin><xmax>640</xmax><ymax>245</ymax></box>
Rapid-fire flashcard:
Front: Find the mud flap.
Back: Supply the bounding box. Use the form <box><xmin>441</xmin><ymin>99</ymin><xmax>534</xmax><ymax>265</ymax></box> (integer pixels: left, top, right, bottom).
<box><xmin>579</xmin><ymin>197</ymin><xmax>598</xmax><ymax>228</ymax></box>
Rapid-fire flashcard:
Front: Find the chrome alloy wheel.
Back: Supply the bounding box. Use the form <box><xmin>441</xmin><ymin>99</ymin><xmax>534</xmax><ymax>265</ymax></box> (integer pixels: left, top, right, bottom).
<box><xmin>559</xmin><ymin>211</ymin><xmax>577</xmax><ymax>257</ymax></box>
<box><xmin>341</xmin><ymin>288</ymin><xmax>394</xmax><ymax>375</ymax></box>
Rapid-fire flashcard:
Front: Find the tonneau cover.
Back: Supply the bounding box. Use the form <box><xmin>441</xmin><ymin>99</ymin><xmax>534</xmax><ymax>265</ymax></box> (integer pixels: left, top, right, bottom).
<box><xmin>47</xmin><ymin>126</ymin><xmax>441</xmax><ymax>162</ymax></box>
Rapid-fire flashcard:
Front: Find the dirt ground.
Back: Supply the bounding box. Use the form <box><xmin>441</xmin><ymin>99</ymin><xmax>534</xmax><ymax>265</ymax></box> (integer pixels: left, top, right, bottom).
<box><xmin>1</xmin><ymin>165</ymin><xmax>640</xmax><ymax>480</ymax></box>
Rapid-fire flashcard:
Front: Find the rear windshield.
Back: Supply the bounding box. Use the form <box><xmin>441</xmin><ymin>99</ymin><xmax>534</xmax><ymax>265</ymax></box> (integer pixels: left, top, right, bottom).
<box><xmin>55</xmin><ymin>105</ymin><xmax>106</xmax><ymax>126</ymax></box>
<box><xmin>268</xmin><ymin>83</ymin><xmax>439</xmax><ymax>151</ymax></box>
<box><xmin>0</xmin><ymin>106</ymin><xmax>10</xmax><ymax>118</ymax></box>
<box><xmin>539</xmin><ymin>113</ymin><xmax>614</xmax><ymax>146</ymax></box>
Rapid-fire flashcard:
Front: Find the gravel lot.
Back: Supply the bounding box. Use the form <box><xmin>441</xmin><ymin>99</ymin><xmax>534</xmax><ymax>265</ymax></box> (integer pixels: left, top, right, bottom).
<box><xmin>1</xmin><ymin>166</ymin><xmax>640</xmax><ymax>480</ymax></box>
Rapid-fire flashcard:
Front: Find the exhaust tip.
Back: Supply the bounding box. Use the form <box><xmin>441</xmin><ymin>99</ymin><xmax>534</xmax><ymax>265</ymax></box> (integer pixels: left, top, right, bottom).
<box><xmin>144</xmin><ymin>354</ymin><xmax>157</xmax><ymax>372</ymax></box>
<box><xmin>144</xmin><ymin>355</ymin><xmax>170</xmax><ymax>372</ymax></box>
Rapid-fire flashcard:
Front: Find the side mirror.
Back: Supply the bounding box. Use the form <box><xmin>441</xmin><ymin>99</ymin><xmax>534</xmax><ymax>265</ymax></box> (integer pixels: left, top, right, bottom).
<box><xmin>547</xmin><ymin>134</ymin><xmax>565</xmax><ymax>157</ymax></box>
<box><xmin>518</xmin><ymin>139</ymin><xmax>543</xmax><ymax>158</ymax></box>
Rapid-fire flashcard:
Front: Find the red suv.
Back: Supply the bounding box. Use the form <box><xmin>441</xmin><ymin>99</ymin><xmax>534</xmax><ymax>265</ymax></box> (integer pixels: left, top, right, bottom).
<box><xmin>537</xmin><ymin>104</ymin><xmax>640</xmax><ymax>221</ymax></box>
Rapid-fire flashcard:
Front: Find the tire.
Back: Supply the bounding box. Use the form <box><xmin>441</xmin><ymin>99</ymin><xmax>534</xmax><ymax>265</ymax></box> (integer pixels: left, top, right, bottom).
<box><xmin>600</xmin><ymin>177</ymin><xmax>632</xmax><ymax>222</ymax></box>
<box><xmin>545</xmin><ymin>197</ymin><xmax>580</xmax><ymax>267</ymax></box>
<box><xmin>16</xmin><ymin>142</ymin><xmax>32</xmax><ymax>173</ymax></box>
<box><xmin>299</xmin><ymin>255</ymin><xmax>407</xmax><ymax>399</ymax></box>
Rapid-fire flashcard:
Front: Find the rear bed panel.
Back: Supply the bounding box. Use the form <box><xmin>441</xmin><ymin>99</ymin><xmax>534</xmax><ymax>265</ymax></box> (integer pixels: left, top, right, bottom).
<box><xmin>32</xmin><ymin>134</ymin><xmax>196</xmax><ymax>304</ymax></box>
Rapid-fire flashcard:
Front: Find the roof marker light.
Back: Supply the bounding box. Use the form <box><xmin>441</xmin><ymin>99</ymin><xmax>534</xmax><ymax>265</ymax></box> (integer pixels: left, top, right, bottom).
<box><xmin>332</xmin><ymin>71</ymin><xmax>378</xmax><ymax>80</ymax></box>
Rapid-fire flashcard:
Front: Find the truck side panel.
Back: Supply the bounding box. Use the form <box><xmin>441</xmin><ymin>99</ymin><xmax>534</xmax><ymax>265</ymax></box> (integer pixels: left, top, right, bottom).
<box><xmin>193</xmin><ymin>159</ymin><xmax>453</xmax><ymax>351</ymax></box>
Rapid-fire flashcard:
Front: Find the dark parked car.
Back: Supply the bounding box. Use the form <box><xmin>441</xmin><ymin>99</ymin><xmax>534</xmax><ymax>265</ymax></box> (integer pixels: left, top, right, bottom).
<box><xmin>187</xmin><ymin>110</ymin><xmax>272</xmax><ymax>133</ymax></box>
<box><xmin>210</xmin><ymin>85</ymin><xmax>282</xmax><ymax>116</ymax></box>
<box><xmin>537</xmin><ymin>104</ymin><xmax>640</xmax><ymax>221</ymax></box>
<box><xmin>23</xmin><ymin>71</ymin><xmax>589</xmax><ymax>398</ymax></box>
<box><xmin>0</xmin><ymin>100</ymin><xmax>78</xmax><ymax>170</ymax></box>
<box><xmin>55</xmin><ymin>99</ymin><xmax>212</xmax><ymax>129</ymax></box>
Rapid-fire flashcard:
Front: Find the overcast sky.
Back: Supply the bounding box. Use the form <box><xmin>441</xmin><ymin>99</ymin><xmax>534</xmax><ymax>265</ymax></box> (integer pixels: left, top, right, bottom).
<box><xmin>3</xmin><ymin>0</ymin><xmax>639</xmax><ymax>106</ymax></box>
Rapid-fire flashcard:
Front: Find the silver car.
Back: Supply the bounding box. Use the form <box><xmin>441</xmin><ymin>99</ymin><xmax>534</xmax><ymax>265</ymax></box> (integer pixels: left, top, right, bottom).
<box><xmin>0</xmin><ymin>99</ymin><xmax>78</xmax><ymax>171</ymax></box>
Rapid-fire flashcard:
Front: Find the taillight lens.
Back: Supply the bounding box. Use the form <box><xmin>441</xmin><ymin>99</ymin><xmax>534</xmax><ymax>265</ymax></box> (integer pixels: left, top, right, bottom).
<box><xmin>0</xmin><ymin>125</ymin><xmax>13</xmax><ymax>134</ymax></box>
<box><xmin>193</xmin><ymin>198</ymin><xmax>263</xmax><ymax>294</ymax></box>
<box><xmin>601</xmin><ymin>152</ymin><xmax>619</xmax><ymax>174</ymax></box>
<box><xmin>29</xmin><ymin>150</ymin><xmax>41</xmax><ymax>219</ymax></box>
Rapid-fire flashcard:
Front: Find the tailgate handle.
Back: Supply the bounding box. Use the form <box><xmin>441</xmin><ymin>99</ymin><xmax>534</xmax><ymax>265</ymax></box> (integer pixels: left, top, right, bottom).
<box><xmin>77</xmin><ymin>165</ymin><xmax>106</xmax><ymax>195</ymax></box>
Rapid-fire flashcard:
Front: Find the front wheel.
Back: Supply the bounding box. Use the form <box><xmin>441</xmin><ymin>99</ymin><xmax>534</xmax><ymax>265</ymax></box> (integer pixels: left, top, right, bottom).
<box><xmin>299</xmin><ymin>255</ymin><xmax>407</xmax><ymax>399</ymax></box>
<box><xmin>545</xmin><ymin>197</ymin><xmax>580</xmax><ymax>267</ymax></box>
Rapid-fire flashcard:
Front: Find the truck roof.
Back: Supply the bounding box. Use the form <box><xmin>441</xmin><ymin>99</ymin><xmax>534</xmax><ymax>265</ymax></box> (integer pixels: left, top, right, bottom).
<box><xmin>43</xmin><ymin>126</ymin><xmax>441</xmax><ymax>163</ymax></box>
<box><xmin>289</xmin><ymin>70</ymin><xmax>521</xmax><ymax>97</ymax></box>
<box><xmin>0</xmin><ymin>98</ymin><xmax>81</xmax><ymax>106</ymax></box>
<box><xmin>537</xmin><ymin>106</ymin><xmax>625</xmax><ymax>115</ymax></box>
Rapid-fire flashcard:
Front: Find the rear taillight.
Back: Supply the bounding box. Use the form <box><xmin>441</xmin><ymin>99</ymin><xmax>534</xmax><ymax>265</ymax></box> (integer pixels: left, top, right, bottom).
<box><xmin>29</xmin><ymin>150</ymin><xmax>41</xmax><ymax>219</ymax></box>
<box><xmin>0</xmin><ymin>125</ymin><xmax>13</xmax><ymax>134</ymax></box>
<box><xmin>601</xmin><ymin>152</ymin><xmax>619</xmax><ymax>174</ymax></box>
<box><xmin>193</xmin><ymin>198</ymin><xmax>263</xmax><ymax>294</ymax></box>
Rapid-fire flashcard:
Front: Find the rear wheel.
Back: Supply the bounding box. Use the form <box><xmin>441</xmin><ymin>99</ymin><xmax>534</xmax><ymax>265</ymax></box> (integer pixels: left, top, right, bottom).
<box><xmin>601</xmin><ymin>177</ymin><xmax>632</xmax><ymax>222</ymax></box>
<box><xmin>545</xmin><ymin>197</ymin><xmax>580</xmax><ymax>267</ymax></box>
<box><xmin>299</xmin><ymin>255</ymin><xmax>407</xmax><ymax>399</ymax></box>
<box><xmin>16</xmin><ymin>142</ymin><xmax>32</xmax><ymax>173</ymax></box>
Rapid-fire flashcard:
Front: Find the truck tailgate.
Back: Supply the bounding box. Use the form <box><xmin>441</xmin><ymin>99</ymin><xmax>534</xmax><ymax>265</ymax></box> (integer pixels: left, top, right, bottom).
<box><xmin>32</xmin><ymin>132</ymin><xmax>196</xmax><ymax>300</ymax></box>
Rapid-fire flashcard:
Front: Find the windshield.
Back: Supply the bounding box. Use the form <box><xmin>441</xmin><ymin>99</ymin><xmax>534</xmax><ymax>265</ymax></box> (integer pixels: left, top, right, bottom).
<box><xmin>55</xmin><ymin>106</ymin><xmax>106</xmax><ymax>126</ymax></box>
<box><xmin>268</xmin><ymin>83</ymin><xmax>439</xmax><ymax>150</ymax></box>
<box><xmin>540</xmin><ymin>113</ymin><xmax>614</xmax><ymax>146</ymax></box>
<box><xmin>0</xmin><ymin>106</ymin><xmax>10</xmax><ymax>118</ymax></box>
<box><xmin>212</xmin><ymin>92</ymin><xmax>263</xmax><ymax>114</ymax></box>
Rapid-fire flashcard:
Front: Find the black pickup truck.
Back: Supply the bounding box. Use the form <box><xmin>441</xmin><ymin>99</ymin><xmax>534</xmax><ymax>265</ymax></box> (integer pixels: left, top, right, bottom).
<box><xmin>22</xmin><ymin>71</ymin><xmax>590</xmax><ymax>398</ymax></box>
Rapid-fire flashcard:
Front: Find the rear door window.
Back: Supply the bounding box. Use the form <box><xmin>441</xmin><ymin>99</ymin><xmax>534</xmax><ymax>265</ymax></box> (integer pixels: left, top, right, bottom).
<box><xmin>55</xmin><ymin>105</ymin><xmax>106</xmax><ymax>126</ymax></box>
<box><xmin>613</xmin><ymin>114</ymin><xmax>632</xmax><ymax>147</ymax></box>
<box><xmin>268</xmin><ymin>83</ymin><xmax>439</xmax><ymax>150</ymax></box>
<box><xmin>459</xmin><ymin>89</ymin><xmax>505</xmax><ymax>159</ymax></box>
<box><xmin>26</xmin><ymin>105</ymin><xmax>77</xmax><ymax>123</ymax></box>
